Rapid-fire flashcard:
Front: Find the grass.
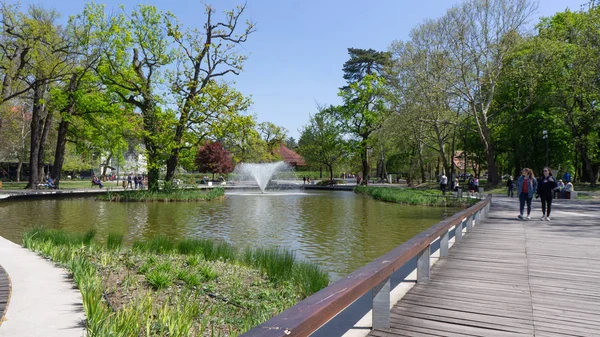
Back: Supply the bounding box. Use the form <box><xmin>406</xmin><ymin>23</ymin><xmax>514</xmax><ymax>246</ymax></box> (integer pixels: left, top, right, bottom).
<box><xmin>0</xmin><ymin>180</ymin><xmax>103</xmax><ymax>190</ymax></box>
<box><xmin>355</xmin><ymin>186</ymin><xmax>479</xmax><ymax>207</ymax></box>
<box><xmin>22</xmin><ymin>228</ymin><xmax>330</xmax><ymax>337</ymax></box>
<box><xmin>97</xmin><ymin>187</ymin><xmax>225</xmax><ymax>202</ymax></box>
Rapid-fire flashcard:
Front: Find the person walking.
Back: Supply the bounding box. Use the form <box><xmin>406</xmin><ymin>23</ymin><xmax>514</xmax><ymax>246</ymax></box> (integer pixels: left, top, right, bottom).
<box><xmin>440</xmin><ymin>173</ymin><xmax>448</xmax><ymax>194</ymax></box>
<box><xmin>506</xmin><ymin>176</ymin><xmax>515</xmax><ymax>198</ymax></box>
<box><xmin>537</xmin><ymin>167</ymin><xmax>557</xmax><ymax>221</ymax></box>
<box><xmin>127</xmin><ymin>173</ymin><xmax>133</xmax><ymax>189</ymax></box>
<box><xmin>517</xmin><ymin>168</ymin><xmax>537</xmax><ymax>220</ymax></box>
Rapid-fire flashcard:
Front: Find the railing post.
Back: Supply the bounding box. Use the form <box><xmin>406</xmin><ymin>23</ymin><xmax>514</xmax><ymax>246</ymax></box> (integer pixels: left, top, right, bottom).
<box><xmin>417</xmin><ymin>245</ymin><xmax>430</xmax><ymax>283</ymax></box>
<box><xmin>372</xmin><ymin>277</ymin><xmax>390</xmax><ymax>329</ymax></box>
<box><xmin>467</xmin><ymin>213</ymin><xmax>474</xmax><ymax>232</ymax></box>
<box><xmin>455</xmin><ymin>219</ymin><xmax>464</xmax><ymax>242</ymax></box>
<box><xmin>440</xmin><ymin>230</ymin><xmax>449</xmax><ymax>257</ymax></box>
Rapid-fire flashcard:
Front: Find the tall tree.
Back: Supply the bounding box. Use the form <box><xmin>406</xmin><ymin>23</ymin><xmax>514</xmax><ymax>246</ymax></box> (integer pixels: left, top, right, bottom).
<box><xmin>333</xmin><ymin>74</ymin><xmax>391</xmax><ymax>184</ymax></box>
<box><xmin>23</xmin><ymin>5</ymin><xmax>72</xmax><ymax>188</ymax></box>
<box><xmin>258</xmin><ymin>121</ymin><xmax>287</xmax><ymax>156</ymax></box>
<box><xmin>342</xmin><ymin>48</ymin><xmax>392</xmax><ymax>84</ymax></box>
<box><xmin>164</xmin><ymin>4</ymin><xmax>255</xmax><ymax>182</ymax></box>
<box><xmin>438</xmin><ymin>0</ymin><xmax>537</xmax><ymax>185</ymax></box>
<box><xmin>534</xmin><ymin>6</ymin><xmax>600</xmax><ymax>185</ymax></box>
<box><xmin>50</xmin><ymin>3</ymin><xmax>114</xmax><ymax>187</ymax></box>
<box><xmin>298</xmin><ymin>106</ymin><xmax>346</xmax><ymax>181</ymax></box>
<box><xmin>97</xmin><ymin>5</ymin><xmax>174</xmax><ymax>191</ymax></box>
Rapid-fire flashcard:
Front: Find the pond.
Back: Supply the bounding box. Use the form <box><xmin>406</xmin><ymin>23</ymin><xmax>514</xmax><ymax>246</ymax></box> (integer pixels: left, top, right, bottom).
<box><xmin>0</xmin><ymin>190</ymin><xmax>457</xmax><ymax>280</ymax></box>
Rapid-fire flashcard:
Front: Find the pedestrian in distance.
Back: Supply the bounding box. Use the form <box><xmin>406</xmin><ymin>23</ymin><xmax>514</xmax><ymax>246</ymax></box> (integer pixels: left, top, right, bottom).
<box><xmin>517</xmin><ymin>168</ymin><xmax>537</xmax><ymax>220</ymax></box>
<box><xmin>440</xmin><ymin>173</ymin><xmax>448</xmax><ymax>195</ymax></box>
<box><xmin>506</xmin><ymin>176</ymin><xmax>514</xmax><ymax>198</ymax></box>
<box><xmin>537</xmin><ymin>167</ymin><xmax>557</xmax><ymax>221</ymax></box>
<box><xmin>303</xmin><ymin>176</ymin><xmax>306</xmax><ymax>184</ymax></box>
<box><xmin>127</xmin><ymin>173</ymin><xmax>133</xmax><ymax>189</ymax></box>
<box><xmin>133</xmin><ymin>174</ymin><xmax>139</xmax><ymax>189</ymax></box>
<box><xmin>563</xmin><ymin>170</ymin><xmax>571</xmax><ymax>183</ymax></box>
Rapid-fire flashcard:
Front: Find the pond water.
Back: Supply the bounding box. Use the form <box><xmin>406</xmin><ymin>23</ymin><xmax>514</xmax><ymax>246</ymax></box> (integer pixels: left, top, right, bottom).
<box><xmin>0</xmin><ymin>190</ymin><xmax>457</xmax><ymax>280</ymax></box>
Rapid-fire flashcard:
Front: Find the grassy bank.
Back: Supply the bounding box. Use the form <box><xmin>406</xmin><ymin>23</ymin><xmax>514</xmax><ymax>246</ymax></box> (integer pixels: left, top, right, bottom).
<box><xmin>355</xmin><ymin>186</ymin><xmax>478</xmax><ymax>207</ymax></box>
<box><xmin>23</xmin><ymin>228</ymin><xmax>329</xmax><ymax>336</ymax></box>
<box><xmin>97</xmin><ymin>187</ymin><xmax>225</xmax><ymax>202</ymax></box>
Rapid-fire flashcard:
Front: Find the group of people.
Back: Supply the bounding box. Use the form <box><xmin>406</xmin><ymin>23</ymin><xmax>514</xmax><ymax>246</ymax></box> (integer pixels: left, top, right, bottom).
<box><xmin>439</xmin><ymin>174</ymin><xmax>479</xmax><ymax>195</ymax></box>
<box><xmin>126</xmin><ymin>173</ymin><xmax>145</xmax><ymax>189</ymax></box>
<box><xmin>510</xmin><ymin>167</ymin><xmax>574</xmax><ymax>221</ymax></box>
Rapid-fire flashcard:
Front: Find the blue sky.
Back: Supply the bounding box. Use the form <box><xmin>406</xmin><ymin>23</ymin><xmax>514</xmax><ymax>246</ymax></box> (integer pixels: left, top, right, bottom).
<box><xmin>21</xmin><ymin>0</ymin><xmax>583</xmax><ymax>139</ymax></box>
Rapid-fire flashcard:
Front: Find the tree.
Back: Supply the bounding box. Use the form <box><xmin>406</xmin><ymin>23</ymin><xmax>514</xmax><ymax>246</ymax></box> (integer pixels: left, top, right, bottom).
<box><xmin>342</xmin><ymin>48</ymin><xmax>392</xmax><ymax>84</ymax></box>
<box><xmin>195</xmin><ymin>141</ymin><xmax>233</xmax><ymax>180</ymax></box>
<box><xmin>534</xmin><ymin>6</ymin><xmax>600</xmax><ymax>185</ymax></box>
<box><xmin>333</xmin><ymin>74</ymin><xmax>391</xmax><ymax>184</ymax></box>
<box><xmin>298</xmin><ymin>106</ymin><xmax>346</xmax><ymax>181</ymax></box>
<box><xmin>23</xmin><ymin>5</ymin><xmax>72</xmax><ymax>188</ymax></box>
<box><xmin>98</xmin><ymin>4</ymin><xmax>254</xmax><ymax>191</ymax></box>
<box><xmin>285</xmin><ymin>137</ymin><xmax>298</xmax><ymax>150</ymax></box>
<box><xmin>0</xmin><ymin>102</ymin><xmax>30</xmax><ymax>181</ymax></box>
<box><xmin>49</xmin><ymin>3</ymin><xmax>119</xmax><ymax>188</ymax></box>
<box><xmin>163</xmin><ymin>4</ymin><xmax>255</xmax><ymax>182</ymax></box>
<box><xmin>437</xmin><ymin>0</ymin><xmax>537</xmax><ymax>185</ymax></box>
<box><xmin>258</xmin><ymin>121</ymin><xmax>287</xmax><ymax>156</ymax></box>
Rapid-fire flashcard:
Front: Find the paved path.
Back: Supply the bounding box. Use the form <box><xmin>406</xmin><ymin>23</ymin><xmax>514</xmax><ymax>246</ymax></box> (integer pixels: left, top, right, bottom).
<box><xmin>369</xmin><ymin>196</ymin><xmax>600</xmax><ymax>337</ymax></box>
<box><xmin>0</xmin><ymin>236</ymin><xmax>85</xmax><ymax>337</ymax></box>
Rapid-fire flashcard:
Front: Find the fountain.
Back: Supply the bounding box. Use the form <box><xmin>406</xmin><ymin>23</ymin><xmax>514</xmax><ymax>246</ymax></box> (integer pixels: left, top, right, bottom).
<box><xmin>234</xmin><ymin>161</ymin><xmax>292</xmax><ymax>193</ymax></box>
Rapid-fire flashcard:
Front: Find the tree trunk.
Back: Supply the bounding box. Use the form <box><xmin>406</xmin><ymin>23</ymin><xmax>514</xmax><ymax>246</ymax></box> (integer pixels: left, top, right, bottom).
<box><xmin>417</xmin><ymin>144</ymin><xmax>426</xmax><ymax>183</ymax></box>
<box><xmin>578</xmin><ymin>145</ymin><xmax>596</xmax><ymax>187</ymax></box>
<box><xmin>101</xmin><ymin>153</ymin><xmax>112</xmax><ymax>177</ymax></box>
<box><xmin>361</xmin><ymin>138</ymin><xmax>369</xmax><ymax>185</ymax></box>
<box><xmin>165</xmin><ymin>150</ymin><xmax>180</xmax><ymax>183</ymax></box>
<box><xmin>51</xmin><ymin>120</ymin><xmax>70</xmax><ymax>188</ymax></box>
<box><xmin>16</xmin><ymin>162</ymin><xmax>22</xmax><ymax>182</ymax></box>
<box><xmin>26</xmin><ymin>82</ymin><xmax>45</xmax><ymax>189</ymax></box>
<box><xmin>329</xmin><ymin>165</ymin><xmax>333</xmax><ymax>181</ymax></box>
<box><xmin>37</xmin><ymin>106</ymin><xmax>53</xmax><ymax>182</ymax></box>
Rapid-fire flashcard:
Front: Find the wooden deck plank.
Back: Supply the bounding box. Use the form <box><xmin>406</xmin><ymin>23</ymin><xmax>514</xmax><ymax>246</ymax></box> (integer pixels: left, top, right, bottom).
<box><xmin>0</xmin><ymin>263</ymin><xmax>10</xmax><ymax>326</ymax></box>
<box><xmin>366</xmin><ymin>198</ymin><xmax>600</xmax><ymax>337</ymax></box>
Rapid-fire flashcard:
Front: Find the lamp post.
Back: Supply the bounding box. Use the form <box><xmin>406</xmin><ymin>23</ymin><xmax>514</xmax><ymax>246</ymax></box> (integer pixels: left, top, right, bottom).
<box><xmin>542</xmin><ymin>130</ymin><xmax>549</xmax><ymax>167</ymax></box>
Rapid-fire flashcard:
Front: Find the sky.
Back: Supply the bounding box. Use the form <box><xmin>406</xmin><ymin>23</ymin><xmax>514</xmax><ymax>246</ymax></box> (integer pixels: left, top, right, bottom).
<box><xmin>18</xmin><ymin>0</ymin><xmax>584</xmax><ymax>140</ymax></box>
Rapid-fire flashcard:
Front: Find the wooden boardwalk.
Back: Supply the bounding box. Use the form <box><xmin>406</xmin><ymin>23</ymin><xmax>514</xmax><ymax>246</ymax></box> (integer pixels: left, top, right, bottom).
<box><xmin>368</xmin><ymin>198</ymin><xmax>600</xmax><ymax>337</ymax></box>
<box><xmin>0</xmin><ymin>264</ymin><xmax>9</xmax><ymax>326</ymax></box>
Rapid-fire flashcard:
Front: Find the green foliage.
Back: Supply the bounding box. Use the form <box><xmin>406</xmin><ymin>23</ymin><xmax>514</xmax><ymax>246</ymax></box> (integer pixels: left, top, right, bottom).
<box><xmin>98</xmin><ymin>187</ymin><xmax>225</xmax><ymax>202</ymax></box>
<box><xmin>355</xmin><ymin>186</ymin><xmax>478</xmax><ymax>207</ymax></box>
<box><xmin>23</xmin><ymin>228</ymin><xmax>331</xmax><ymax>336</ymax></box>
<box><xmin>298</xmin><ymin>106</ymin><xmax>347</xmax><ymax>180</ymax></box>
<box><xmin>146</xmin><ymin>269</ymin><xmax>173</xmax><ymax>290</ymax></box>
<box><xmin>133</xmin><ymin>235</ymin><xmax>174</xmax><ymax>254</ymax></box>
<box><xmin>106</xmin><ymin>232</ymin><xmax>124</xmax><ymax>251</ymax></box>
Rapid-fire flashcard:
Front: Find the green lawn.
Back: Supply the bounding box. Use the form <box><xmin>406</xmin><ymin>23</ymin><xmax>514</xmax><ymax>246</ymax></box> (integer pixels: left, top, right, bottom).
<box><xmin>1</xmin><ymin>180</ymin><xmax>122</xmax><ymax>190</ymax></box>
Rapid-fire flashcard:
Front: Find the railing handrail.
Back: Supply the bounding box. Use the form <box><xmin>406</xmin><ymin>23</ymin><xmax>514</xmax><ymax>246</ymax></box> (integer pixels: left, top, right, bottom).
<box><xmin>241</xmin><ymin>195</ymin><xmax>492</xmax><ymax>337</ymax></box>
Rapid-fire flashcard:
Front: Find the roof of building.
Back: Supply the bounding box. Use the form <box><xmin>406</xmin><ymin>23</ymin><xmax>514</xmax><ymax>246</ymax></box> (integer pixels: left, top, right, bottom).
<box><xmin>277</xmin><ymin>145</ymin><xmax>306</xmax><ymax>166</ymax></box>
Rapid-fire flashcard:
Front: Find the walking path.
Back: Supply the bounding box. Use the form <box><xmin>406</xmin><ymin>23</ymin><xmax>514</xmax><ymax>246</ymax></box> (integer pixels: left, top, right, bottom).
<box><xmin>0</xmin><ymin>236</ymin><xmax>85</xmax><ymax>337</ymax></box>
<box><xmin>368</xmin><ymin>196</ymin><xmax>600</xmax><ymax>337</ymax></box>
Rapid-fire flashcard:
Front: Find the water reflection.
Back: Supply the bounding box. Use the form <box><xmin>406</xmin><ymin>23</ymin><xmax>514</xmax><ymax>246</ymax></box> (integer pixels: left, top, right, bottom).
<box><xmin>0</xmin><ymin>191</ymin><xmax>455</xmax><ymax>280</ymax></box>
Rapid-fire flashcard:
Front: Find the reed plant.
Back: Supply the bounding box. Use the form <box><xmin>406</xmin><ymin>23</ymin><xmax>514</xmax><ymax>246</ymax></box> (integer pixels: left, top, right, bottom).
<box><xmin>106</xmin><ymin>232</ymin><xmax>124</xmax><ymax>251</ymax></box>
<box><xmin>133</xmin><ymin>235</ymin><xmax>174</xmax><ymax>254</ymax></box>
<box><xmin>355</xmin><ymin>186</ymin><xmax>477</xmax><ymax>207</ymax></box>
<box><xmin>22</xmin><ymin>229</ymin><xmax>331</xmax><ymax>336</ymax></box>
<box><xmin>98</xmin><ymin>187</ymin><xmax>225</xmax><ymax>202</ymax></box>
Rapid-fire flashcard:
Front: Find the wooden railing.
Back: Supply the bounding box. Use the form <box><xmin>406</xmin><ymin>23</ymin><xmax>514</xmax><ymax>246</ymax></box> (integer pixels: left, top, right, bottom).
<box><xmin>240</xmin><ymin>195</ymin><xmax>492</xmax><ymax>337</ymax></box>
